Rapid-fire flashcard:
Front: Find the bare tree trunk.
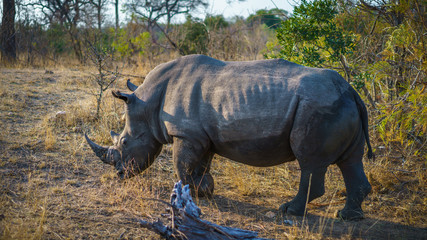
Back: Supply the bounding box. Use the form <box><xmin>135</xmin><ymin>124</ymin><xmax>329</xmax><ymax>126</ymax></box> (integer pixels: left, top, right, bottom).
<box><xmin>71</xmin><ymin>0</ymin><xmax>83</xmax><ymax>63</ymax></box>
<box><xmin>97</xmin><ymin>0</ymin><xmax>102</xmax><ymax>31</ymax></box>
<box><xmin>1</xmin><ymin>0</ymin><xmax>16</xmax><ymax>63</ymax></box>
<box><xmin>69</xmin><ymin>28</ymin><xmax>83</xmax><ymax>63</ymax></box>
<box><xmin>115</xmin><ymin>0</ymin><xmax>119</xmax><ymax>30</ymax></box>
<box><xmin>27</xmin><ymin>29</ymin><xmax>34</xmax><ymax>65</ymax></box>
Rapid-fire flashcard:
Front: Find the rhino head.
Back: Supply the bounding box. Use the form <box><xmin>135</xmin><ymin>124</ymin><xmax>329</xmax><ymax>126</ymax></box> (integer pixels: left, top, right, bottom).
<box><xmin>85</xmin><ymin>81</ymin><xmax>162</xmax><ymax>179</ymax></box>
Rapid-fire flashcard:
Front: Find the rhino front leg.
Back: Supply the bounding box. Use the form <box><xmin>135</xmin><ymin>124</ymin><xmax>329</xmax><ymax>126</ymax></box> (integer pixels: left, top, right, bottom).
<box><xmin>279</xmin><ymin>167</ymin><xmax>327</xmax><ymax>217</ymax></box>
<box><xmin>173</xmin><ymin>137</ymin><xmax>214</xmax><ymax>198</ymax></box>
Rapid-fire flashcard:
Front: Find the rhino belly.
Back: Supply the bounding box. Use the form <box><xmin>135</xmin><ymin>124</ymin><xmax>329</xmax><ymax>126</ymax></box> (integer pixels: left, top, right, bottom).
<box><xmin>204</xmin><ymin>95</ymin><xmax>299</xmax><ymax>167</ymax></box>
<box><xmin>212</xmin><ymin>133</ymin><xmax>296</xmax><ymax>167</ymax></box>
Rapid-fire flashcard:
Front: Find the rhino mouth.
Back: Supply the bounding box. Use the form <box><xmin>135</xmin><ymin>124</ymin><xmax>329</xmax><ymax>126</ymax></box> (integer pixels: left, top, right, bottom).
<box><xmin>116</xmin><ymin>157</ymin><xmax>141</xmax><ymax>179</ymax></box>
<box><xmin>117</xmin><ymin>168</ymin><xmax>136</xmax><ymax>179</ymax></box>
<box><xmin>117</xmin><ymin>170</ymin><xmax>127</xmax><ymax>179</ymax></box>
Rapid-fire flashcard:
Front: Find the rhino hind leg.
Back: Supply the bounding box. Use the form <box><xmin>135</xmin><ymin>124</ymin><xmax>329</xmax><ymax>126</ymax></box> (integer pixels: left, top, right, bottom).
<box><xmin>173</xmin><ymin>138</ymin><xmax>215</xmax><ymax>198</ymax></box>
<box><xmin>336</xmin><ymin>160</ymin><xmax>371</xmax><ymax>220</ymax></box>
<box><xmin>280</xmin><ymin>167</ymin><xmax>327</xmax><ymax>217</ymax></box>
<box><xmin>334</xmin><ymin>127</ymin><xmax>371</xmax><ymax>221</ymax></box>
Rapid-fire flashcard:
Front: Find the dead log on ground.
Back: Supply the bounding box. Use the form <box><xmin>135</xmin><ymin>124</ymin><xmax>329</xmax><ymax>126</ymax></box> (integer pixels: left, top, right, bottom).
<box><xmin>138</xmin><ymin>181</ymin><xmax>270</xmax><ymax>239</ymax></box>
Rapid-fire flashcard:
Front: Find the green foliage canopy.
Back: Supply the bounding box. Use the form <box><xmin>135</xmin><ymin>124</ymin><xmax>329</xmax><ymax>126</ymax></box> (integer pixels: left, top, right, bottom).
<box><xmin>46</xmin><ymin>23</ymin><xmax>68</xmax><ymax>56</ymax></box>
<box><xmin>178</xmin><ymin>15</ymin><xmax>209</xmax><ymax>55</ymax></box>
<box><xmin>268</xmin><ymin>0</ymin><xmax>356</xmax><ymax>68</ymax></box>
<box><xmin>204</xmin><ymin>14</ymin><xmax>229</xmax><ymax>30</ymax></box>
<box><xmin>111</xmin><ymin>28</ymin><xmax>150</xmax><ymax>59</ymax></box>
<box><xmin>247</xmin><ymin>9</ymin><xmax>287</xmax><ymax>29</ymax></box>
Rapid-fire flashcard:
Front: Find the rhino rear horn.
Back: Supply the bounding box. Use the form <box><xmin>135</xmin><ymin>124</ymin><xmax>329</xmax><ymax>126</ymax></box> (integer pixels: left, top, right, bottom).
<box><xmin>112</xmin><ymin>90</ymin><xmax>132</xmax><ymax>104</ymax></box>
<box><xmin>126</xmin><ymin>79</ymin><xmax>138</xmax><ymax>92</ymax></box>
<box><xmin>84</xmin><ymin>134</ymin><xmax>114</xmax><ymax>165</ymax></box>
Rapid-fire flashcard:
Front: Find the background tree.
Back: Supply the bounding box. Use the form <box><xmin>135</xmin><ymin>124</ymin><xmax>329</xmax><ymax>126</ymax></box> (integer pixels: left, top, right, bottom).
<box><xmin>356</xmin><ymin>0</ymin><xmax>426</xmax><ymax>98</ymax></box>
<box><xmin>267</xmin><ymin>0</ymin><xmax>376</xmax><ymax>107</ymax></box>
<box><xmin>268</xmin><ymin>0</ymin><xmax>425</xmax><ymax>157</ymax></box>
<box><xmin>271</xmin><ymin>0</ymin><xmax>355</xmax><ymax>68</ymax></box>
<box><xmin>204</xmin><ymin>14</ymin><xmax>229</xmax><ymax>30</ymax></box>
<box><xmin>1</xmin><ymin>0</ymin><xmax>17</xmax><ymax>63</ymax></box>
<box><xmin>114</xmin><ymin>0</ymin><xmax>119</xmax><ymax>30</ymax></box>
<box><xmin>86</xmin><ymin>0</ymin><xmax>109</xmax><ymax>31</ymax></box>
<box><xmin>33</xmin><ymin>0</ymin><xmax>86</xmax><ymax>63</ymax></box>
<box><xmin>85</xmin><ymin>39</ymin><xmax>121</xmax><ymax>119</ymax></box>
<box><xmin>111</xmin><ymin>26</ymin><xmax>150</xmax><ymax>63</ymax></box>
<box><xmin>177</xmin><ymin>15</ymin><xmax>209</xmax><ymax>55</ymax></box>
<box><xmin>247</xmin><ymin>8</ymin><xmax>288</xmax><ymax>29</ymax></box>
<box><xmin>124</xmin><ymin>0</ymin><xmax>208</xmax><ymax>54</ymax></box>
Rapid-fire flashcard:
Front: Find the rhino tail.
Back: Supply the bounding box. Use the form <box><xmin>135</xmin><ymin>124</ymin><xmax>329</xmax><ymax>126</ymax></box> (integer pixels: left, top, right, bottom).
<box><xmin>353</xmin><ymin>90</ymin><xmax>374</xmax><ymax>160</ymax></box>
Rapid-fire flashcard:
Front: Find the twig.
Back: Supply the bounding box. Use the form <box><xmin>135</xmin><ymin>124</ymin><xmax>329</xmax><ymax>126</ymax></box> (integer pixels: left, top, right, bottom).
<box><xmin>309</xmin><ymin>200</ymin><xmax>346</xmax><ymax>207</ymax></box>
<box><xmin>391</xmin><ymin>171</ymin><xmax>404</xmax><ymax>184</ymax></box>
<box><xmin>364</xmin><ymin>219</ymin><xmax>381</xmax><ymax>234</ymax></box>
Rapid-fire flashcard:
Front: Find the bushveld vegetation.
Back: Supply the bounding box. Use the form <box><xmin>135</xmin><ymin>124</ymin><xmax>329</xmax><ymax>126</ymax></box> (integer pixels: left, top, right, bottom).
<box><xmin>0</xmin><ymin>0</ymin><xmax>425</xmax><ymax>239</ymax></box>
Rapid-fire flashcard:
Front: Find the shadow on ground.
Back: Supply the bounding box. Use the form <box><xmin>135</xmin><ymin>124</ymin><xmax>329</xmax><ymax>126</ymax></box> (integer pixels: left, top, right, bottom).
<box><xmin>209</xmin><ymin>195</ymin><xmax>427</xmax><ymax>239</ymax></box>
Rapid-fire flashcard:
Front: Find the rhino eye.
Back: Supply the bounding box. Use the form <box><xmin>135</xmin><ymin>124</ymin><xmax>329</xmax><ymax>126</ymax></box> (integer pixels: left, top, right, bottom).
<box><xmin>121</xmin><ymin>138</ymin><xmax>127</xmax><ymax>146</ymax></box>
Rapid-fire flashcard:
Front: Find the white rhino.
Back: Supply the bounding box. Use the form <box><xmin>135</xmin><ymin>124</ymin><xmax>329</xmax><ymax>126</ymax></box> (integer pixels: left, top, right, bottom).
<box><xmin>86</xmin><ymin>55</ymin><xmax>373</xmax><ymax>220</ymax></box>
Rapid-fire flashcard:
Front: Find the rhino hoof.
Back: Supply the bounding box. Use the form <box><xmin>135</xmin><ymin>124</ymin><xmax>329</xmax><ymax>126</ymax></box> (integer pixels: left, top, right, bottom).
<box><xmin>190</xmin><ymin>174</ymin><xmax>215</xmax><ymax>199</ymax></box>
<box><xmin>336</xmin><ymin>209</ymin><xmax>364</xmax><ymax>221</ymax></box>
<box><xmin>279</xmin><ymin>202</ymin><xmax>305</xmax><ymax>217</ymax></box>
<box><xmin>189</xmin><ymin>183</ymin><xmax>213</xmax><ymax>199</ymax></box>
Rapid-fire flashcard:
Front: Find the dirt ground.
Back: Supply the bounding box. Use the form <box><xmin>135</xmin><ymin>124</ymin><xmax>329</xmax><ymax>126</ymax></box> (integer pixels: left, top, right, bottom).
<box><xmin>0</xmin><ymin>67</ymin><xmax>426</xmax><ymax>239</ymax></box>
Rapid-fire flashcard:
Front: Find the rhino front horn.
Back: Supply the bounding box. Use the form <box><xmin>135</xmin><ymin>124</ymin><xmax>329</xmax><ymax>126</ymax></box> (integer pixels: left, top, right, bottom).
<box><xmin>84</xmin><ymin>134</ymin><xmax>114</xmax><ymax>165</ymax></box>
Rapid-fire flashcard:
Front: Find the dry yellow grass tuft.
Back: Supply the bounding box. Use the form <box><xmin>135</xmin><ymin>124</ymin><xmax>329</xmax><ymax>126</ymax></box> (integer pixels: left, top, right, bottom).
<box><xmin>0</xmin><ymin>64</ymin><xmax>426</xmax><ymax>240</ymax></box>
<box><xmin>44</xmin><ymin>126</ymin><xmax>56</xmax><ymax>150</ymax></box>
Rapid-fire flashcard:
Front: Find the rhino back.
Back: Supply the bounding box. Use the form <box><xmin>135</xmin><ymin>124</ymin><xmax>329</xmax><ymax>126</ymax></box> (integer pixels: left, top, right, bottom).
<box><xmin>144</xmin><ymin>55</ymin><xmax>353</xmax><ymax>163</ymax></box>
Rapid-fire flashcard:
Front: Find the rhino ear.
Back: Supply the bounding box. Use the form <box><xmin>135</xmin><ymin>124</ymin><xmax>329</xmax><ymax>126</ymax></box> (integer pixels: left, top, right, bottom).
<box><xmin>112</xmin><ymin>90</ymin><xmax>133</xmax><ymax>104</ymax></box>
<box><xmin>126</xmin><ymin>79</ymin><xmax>138</xmax><ymax>92</ymax></box>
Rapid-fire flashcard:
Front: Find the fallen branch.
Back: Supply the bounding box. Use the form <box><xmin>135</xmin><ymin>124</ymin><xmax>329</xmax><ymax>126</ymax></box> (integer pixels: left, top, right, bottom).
<box><xmin>309</xmin><ymin>200</ymin><xmax>346</xmax><ymax>207</ymax></box>
<box><xmin>138</xmin><ymin>181</ymin><xmax>269</xmax><ymax>240</ymax></box>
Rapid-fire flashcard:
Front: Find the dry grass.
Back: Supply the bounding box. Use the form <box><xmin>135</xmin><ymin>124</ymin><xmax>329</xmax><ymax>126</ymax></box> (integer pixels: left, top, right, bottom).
<box><xmin>0</xmin><ymin>64</ymin><xmax>425</xmax><ymax>240</ymax></box>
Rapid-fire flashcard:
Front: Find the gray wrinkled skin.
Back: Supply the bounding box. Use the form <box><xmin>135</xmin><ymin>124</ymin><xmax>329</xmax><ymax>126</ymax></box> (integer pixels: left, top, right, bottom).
<box><xmin>86</xmin><ymin>55</ymin><xmax>373</xmax><ymax>221</ymax></box>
